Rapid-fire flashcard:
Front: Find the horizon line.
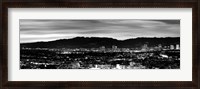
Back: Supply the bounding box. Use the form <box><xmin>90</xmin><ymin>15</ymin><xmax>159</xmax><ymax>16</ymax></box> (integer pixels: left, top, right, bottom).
<box><xmin>20</xmin><ymin>36</ymin><xmax>180</xmax><ymax>44</ymax></box>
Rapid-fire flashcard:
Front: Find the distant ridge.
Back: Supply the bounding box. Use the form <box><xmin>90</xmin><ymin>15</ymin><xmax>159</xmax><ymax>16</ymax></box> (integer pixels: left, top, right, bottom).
<box><xmin>20</xmin><ymin>37</ymin><xmax>180</xmax><ymax>48</ymax></box>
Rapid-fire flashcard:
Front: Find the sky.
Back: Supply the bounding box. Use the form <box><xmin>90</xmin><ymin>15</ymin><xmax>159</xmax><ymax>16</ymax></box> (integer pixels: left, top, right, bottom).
<box><xmin>20</xmin><ymin>19</ymin><xmax>180</xmax><ymax>43</ymax></box>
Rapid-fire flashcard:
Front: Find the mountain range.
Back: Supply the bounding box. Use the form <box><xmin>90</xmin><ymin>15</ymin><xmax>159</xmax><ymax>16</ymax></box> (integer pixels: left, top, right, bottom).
<box><xmin>20</xmin><ymin>37</ymin><xmax>180</xmax><ymax>48</ymax></box>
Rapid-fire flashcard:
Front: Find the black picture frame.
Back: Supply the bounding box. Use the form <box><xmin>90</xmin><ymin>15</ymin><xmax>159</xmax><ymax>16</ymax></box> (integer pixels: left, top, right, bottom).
<box><xmin>1</xmin><ymin>0</ymin><xmax>199</xmax><ymax>89</ymax></box>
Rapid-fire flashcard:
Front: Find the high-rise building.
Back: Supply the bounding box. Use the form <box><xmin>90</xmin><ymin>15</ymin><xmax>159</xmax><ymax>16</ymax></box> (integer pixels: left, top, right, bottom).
<box><xmin>170</xmin><ymin>45</ymin><xmax>175</xmax><ymax>50</ymax></box>
<box><xmin>100</xmin><ymin>46</ymin><xmax>105</xmax><ymax>49</ymax></box>
<box><xmin>176</xmin><ymin>44</ymin><xmax>180</xmax><ymax>49</ymax></box>
<box><xmin>112</xmin><ymin>45</ymin><xmax>117</xmax><ymax>49</ymax></box>
<box><xmin>112</xmin><ymin>45</ymin><xmax>118</xmax><ymax>52</ymax></box>
<box><xmin>158</xmin><ymin>44</ymin><xmax>162</xmax><ymax>48</ymax></box>
<box><xmin>100</xmin><ymin>46</ymin><xmax>106</xmax><ymax>51</ymax></box>
<box><xmin>141</xmin><ymin>44</ymin><xmax>148</xmax><ymax>51</ymax></box>
<box><xmin>157</xmin><ymin>44</ymin><xmax>162</xmax><ymax>50</ymax></box>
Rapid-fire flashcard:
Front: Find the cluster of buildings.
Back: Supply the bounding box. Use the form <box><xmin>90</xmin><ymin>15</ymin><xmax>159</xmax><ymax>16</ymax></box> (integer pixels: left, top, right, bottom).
<box><xmin>61</xmin><ymin>44</ymin><xmax>180</xmax><ymax>54</ymax></box>
<box><xmin>141</xmin><ymin>44</ymin><xmax>180</xmax><ymax>52</ymax></box>
<box><xmin>20</xmin><ymin>43</ymin><xmax>180</xmax><ymax>69</ymax></box>
<box><xmin>21</xmin><ymin>43</ymin><xmax>180</xmax><ymax>54</ymax></box>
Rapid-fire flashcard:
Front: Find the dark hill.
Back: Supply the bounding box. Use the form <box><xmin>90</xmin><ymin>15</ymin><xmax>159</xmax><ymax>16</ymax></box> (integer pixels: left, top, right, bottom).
<box><xmin>20</xmin><ymin>37</ymin><xmax>180</xmax><ymax>48</ymax></box>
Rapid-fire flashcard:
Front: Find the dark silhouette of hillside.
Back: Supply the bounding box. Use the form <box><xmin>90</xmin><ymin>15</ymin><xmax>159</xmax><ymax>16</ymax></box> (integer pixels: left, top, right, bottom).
<box><xmin>20</xmin><ymin>37</ymin><xmax>180</xmax><ymax>48</ymax></box>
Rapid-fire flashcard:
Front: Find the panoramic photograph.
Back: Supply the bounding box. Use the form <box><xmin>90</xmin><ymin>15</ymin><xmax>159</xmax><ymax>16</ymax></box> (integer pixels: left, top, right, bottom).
<box><xmin>20</xmin><ymin>19</ymin><xmax>180</xmax><ymax>69</ymax></box>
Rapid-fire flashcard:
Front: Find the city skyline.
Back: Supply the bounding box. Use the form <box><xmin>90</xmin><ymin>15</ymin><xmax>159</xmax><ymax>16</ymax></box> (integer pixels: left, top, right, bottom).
<box><xmin>20</xmin><ymin>19</ymin><xmax>180</xmax><ymax>43</ymax></box>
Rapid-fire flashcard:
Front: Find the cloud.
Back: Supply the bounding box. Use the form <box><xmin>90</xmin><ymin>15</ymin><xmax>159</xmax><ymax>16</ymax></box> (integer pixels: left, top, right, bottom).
<box><xmin>151</xmin><ymin>20</ymin><xmax>180</xmax><ymax>24</ymax></box>
<box><xmin>20</xmin><ymin>19</ymin><xmax>180</xmax><ymax>43</ymax></box>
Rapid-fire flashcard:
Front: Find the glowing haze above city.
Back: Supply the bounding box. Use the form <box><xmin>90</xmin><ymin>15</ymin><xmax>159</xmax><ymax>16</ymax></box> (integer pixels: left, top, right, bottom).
<box><xmin>20</xmin><ymin>20</ymin><xmax>180</xmax><ymax>43</ymax></box>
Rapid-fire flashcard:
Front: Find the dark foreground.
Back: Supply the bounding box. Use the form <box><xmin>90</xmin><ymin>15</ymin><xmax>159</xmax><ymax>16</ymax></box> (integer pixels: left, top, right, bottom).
<box><xmin>20</xmin><ymin>48</ymin><xmax>180</xmax><ymax>69</ymax></box>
